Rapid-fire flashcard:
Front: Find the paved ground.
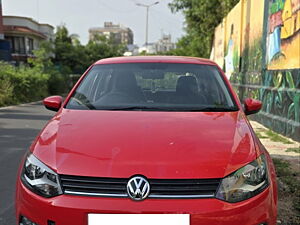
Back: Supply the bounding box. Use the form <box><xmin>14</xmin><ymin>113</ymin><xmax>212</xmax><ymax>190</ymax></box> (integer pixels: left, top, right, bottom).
<box><xmin>251</xmin><ymin>121</ymin><xmax>300</xmax><ymax>160</ymax></box>
<box><xmin>0</xmin><ymin>102</ymin><xmax>54</xmax><ymax>225</ymax></box>
<box><xmin>251</xmin><ymin>121</ymin><xmax>300</xmax><ymax>225</ymax></box>
<box><xmin>251</xmin><ymin>121</ymin><xmax>300</xmax><ymax>169</ymax></box>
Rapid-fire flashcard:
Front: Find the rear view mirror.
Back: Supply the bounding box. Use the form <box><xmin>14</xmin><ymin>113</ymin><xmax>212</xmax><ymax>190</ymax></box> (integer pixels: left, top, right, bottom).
<box><xmin>244</xmin><ymin>98</ymin><xmax>262</xmax><ymax>116</ymax></box>
<box><xmin>43</xmin><ymin>96</ymin><xmax>63</xmax><ymax>112</ymax></box>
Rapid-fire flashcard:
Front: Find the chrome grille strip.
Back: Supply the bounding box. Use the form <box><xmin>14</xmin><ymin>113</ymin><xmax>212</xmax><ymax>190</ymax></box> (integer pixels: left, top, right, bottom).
<box><xmin>149</xmin><ymin>194</ymin><xmax>215</xmax><ymax>199</ymax></box>
<box><xmin>64</xmin><ymin>190</ymin><xmax>214</xmax><ymax>199</ymax></box>
<box><xmin>60</xmin><ymin>175</ymin><xmax>221</xmax><ymax>199</ymax></box>
<box><xmin>65</xmin><ymin>190</ymin><xmax>128</xmax><ymax>197</ymax></box>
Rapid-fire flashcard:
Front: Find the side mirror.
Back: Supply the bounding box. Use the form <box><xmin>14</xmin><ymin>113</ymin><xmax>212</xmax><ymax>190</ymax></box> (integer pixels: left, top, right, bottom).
<box><xmin>43</xmin><ymin>96</ymin><xmax>63</xmax><ymax>112</ymax></box>
<box><xmin>244</xmin><ymin>98</ymin><xmax>262</xmax><ymax>115</ymax></box>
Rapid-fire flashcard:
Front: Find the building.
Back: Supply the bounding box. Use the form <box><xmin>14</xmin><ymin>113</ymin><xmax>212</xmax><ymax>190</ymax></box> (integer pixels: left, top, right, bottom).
<box><xmin>0</xmin><ymin>0</ymin><xmax>3</xmax><ymax>40</ymax></box>
<box><xmin>89</xmin><ymin>22</ymin><xmax>133</xmax><ymax>45</ymax></box>
<box><xmin>2</xmin><ymin>16</ymin><xmax>54</xmax><ymax>63</ymax></box>
<box><xmin>0</xmin><ymin>0</ymin><xmax>11</xmax><ymax>61</ymax></box>
<box><xmin>155</xmin><ymin>34</ymin><xmax>176</xmax><ymax>53</ymax></box>
<box><xmin>138</xmin><ymin>43</ymin><xmax>157</xmax><ymax>54</ymax></box>
<box><xmin>123</xmin><ymin>44</ymin><xmax>139</xmax><ymax>56</ymax></box>
<box><xmin>138</xmin><ymin>34</ymin><xmax>176</xmax><ymax>54</ymax></box>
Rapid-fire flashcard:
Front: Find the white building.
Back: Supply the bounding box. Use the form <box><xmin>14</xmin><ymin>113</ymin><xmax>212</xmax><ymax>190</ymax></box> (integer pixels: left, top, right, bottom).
<box><xmin>138</xmin><ymin>34</ymin><xmax>176</xmax><ymax>54</ymax></box>
<box><xmin>3</xmin><ymin>16</ymin><xmax>54</xmax><ymax>63</ymax></box>
<box><xmin>0</xmin><ymin>0</ymin><xmax>11</xmax><ymax>61</ymax></box>
<box><xmin>0</xmin><ymin>0</ymin><xmax>4</xmax><ymax>40</ymax></box>
<box><xmin>138</xmin><ymin>44</ymin><xmax>157</xmax><ymax>54</ymax></box>
<box><xmin>155</xmin><ymin>34</ymin><xmax>176</xmax><ymax>53</ymax></box>
<box><xmin>89</xmin><ymin>22</ymin><xmax>133</xmax><ymax>45</ymax></box>
<box><xmin>124</xmin><ymin>44</ymin><xmax>139</xmax><ymax>56</ymax></box>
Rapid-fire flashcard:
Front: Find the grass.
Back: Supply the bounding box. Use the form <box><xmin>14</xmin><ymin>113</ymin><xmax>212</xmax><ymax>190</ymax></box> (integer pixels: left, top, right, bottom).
<box><xmin>256</xmin><ymin>132</ymin><xmax>268</xmax><ymax>139</ymax></box>
<box><xmin>255</xmin><ymin>127</ymin><xmax>293</xmax><ymax>143</ymax></box>
<box><xmin>272</xmin><ymin>158</ymin><xmax>300</xmax><ymax>213</ymax></box>
<box><xmin>265</xmin><ymin>130</ymin><xmax>293</xmax><ymax>144</ymax></box>
<box><xmin>286</xmin><ymin>147</ymin><xmax>300</xmax><ymax>154</ymax></box>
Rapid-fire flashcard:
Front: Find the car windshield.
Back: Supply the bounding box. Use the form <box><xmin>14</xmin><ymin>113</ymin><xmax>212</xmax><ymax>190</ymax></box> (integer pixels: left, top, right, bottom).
<box><xmin>66</xmin><ymin>63</ymin><xmax>238</xmax><ymax>111</ymax></box>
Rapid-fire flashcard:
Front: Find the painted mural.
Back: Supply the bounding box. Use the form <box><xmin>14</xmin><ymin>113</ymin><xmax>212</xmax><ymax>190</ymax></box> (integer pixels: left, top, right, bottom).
<box><xmin>267</xmin><ymin>0</ymin><xmax>300</xmax><ymax>70</ymax></box>
<box><xmin>243</xmin><ymin>0</ymin><xmax>265</xmax><ymax>72</ymax></box>
<box><xmin>211</xmin><ymin>21</ymin><xmax>225</xmax><ymax>70</ymax></box>
<box><xmin>211</xmin><ymin>0</ymin><xmax>300</xmax><ymax>141</ymax></box>
<box><xmin>224</xmin><ymin>1</ymin><xmax>242</xmax><ymax>79</ymax></box>
<box><xmin>258</xmin><ymin>70</ymin><xmax>300</xmax><ymax>140</ymax></box>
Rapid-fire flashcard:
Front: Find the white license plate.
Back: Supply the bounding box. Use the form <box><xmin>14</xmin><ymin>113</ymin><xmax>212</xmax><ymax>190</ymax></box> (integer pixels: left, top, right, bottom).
<box><xmin>88</xmin><ymin>214</ymin><xmax>190</xmax><ymax>225</ymax></box>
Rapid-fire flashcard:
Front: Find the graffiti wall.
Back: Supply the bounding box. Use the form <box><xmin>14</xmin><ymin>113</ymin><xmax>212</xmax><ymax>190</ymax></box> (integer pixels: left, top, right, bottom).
<box><xmin>260</xmin><ymin>70</ymin><xmax>300</xmax><ymax>140</ymax></box>
<box><xmin>242</xmin><ymin>0</ymin><xmax>265</xmax><ymax>71</ymax></box>
<box><xmin>211</xmin><ymin>21</ymin><xmax>225</xmax><ymax>70</ymax></box>
<box><xmin>211</xmin><ymin>0</ymin><xmax>300</xmax><ymax>141</ymax></box>
<box><xmin>224</xmin><ymin>1</ymin><xmax>242</xmax><ymax>79</ymax></box>
<box><xmin>267</xmin><ymin>0</ymin><xmax>300</xmax><ymax>70</ymax></box>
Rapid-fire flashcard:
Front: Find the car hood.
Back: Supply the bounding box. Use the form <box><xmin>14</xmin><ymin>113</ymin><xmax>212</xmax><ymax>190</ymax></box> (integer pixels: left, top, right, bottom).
<box><xmin>31</xmin><ymin>109</ymin><xmax>258</xmax><ymax>179</ymax></box>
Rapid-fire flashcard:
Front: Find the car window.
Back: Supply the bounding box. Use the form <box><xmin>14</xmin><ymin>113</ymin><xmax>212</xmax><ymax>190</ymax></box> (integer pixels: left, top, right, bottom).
<box><xmin>66</xmin><ymin>63</ymin><xmax>238</xmax><ymax>111</ymax></box>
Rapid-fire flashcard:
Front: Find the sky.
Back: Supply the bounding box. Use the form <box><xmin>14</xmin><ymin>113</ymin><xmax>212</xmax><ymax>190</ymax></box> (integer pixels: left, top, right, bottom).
<box><xmin>2</xmin><ymin>0</ymin><xmax>185</xmax><ymax>46</ymax></box>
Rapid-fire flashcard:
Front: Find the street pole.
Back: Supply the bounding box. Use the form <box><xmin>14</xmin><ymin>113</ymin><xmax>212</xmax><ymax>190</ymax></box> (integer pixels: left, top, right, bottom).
<box><xmin>136</xmin><ymin>1</ymin><xmax>159</xmax><ymax>48</ymax></box>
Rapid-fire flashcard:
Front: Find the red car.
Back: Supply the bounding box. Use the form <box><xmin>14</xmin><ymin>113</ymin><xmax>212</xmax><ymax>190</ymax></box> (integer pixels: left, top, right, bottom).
<box><xmin>16</xmin><ymin>56</ymin><xmax>277</xmax><ymax>225</ymax></box>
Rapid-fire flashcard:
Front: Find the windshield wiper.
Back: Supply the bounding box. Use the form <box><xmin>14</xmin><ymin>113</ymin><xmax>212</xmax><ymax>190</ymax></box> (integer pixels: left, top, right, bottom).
<box><xmin>97</xmin><ymin>106</ymin><xmax>169</xmax><ymax>111</ymax></box>
<box><xmin>188</xmin><ymin>106</ymin><xmax>239</xmax><ymax>112</ymax></box>
<box><xmin>72</xmin><ymin>97</ymin><xmax>96</xmax><ymax>110</ymax></box>
<box><xmin>96</xmin><ymin>106</ymin><xmax>239</xmax><ymax>112</ymax></box>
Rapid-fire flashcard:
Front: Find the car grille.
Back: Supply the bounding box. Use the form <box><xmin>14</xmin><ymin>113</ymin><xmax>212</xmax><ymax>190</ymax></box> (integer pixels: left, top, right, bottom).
<box><xmin>60</xmin><ymin>175</ymin><xmax>221</xmax><ymax>199</ymax></box>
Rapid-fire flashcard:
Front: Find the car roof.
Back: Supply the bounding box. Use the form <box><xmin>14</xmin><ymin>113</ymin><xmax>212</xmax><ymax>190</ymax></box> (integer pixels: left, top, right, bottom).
<box><xmin>94</xmin><ymin>56</ymin><xmax>218</xmax><ymax>66</ymax></box>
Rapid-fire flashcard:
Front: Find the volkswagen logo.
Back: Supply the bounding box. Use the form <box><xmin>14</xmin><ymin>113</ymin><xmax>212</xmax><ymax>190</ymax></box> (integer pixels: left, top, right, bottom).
<box><xmin>127</xmin><ymin>176</ymin><xmax>150</xmax><ymax>201</ymax></box>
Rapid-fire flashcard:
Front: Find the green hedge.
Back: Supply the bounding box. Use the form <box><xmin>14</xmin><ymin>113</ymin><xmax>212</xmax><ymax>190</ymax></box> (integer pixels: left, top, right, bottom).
<box><xmin>0</xmin><ymin>61</ymin><xmax>69</xmax><ymax>107</ymax></box>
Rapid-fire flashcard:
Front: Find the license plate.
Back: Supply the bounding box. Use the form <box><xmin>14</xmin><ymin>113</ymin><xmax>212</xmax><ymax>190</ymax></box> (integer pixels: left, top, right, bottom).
<box><xmin>88</xmin><ymin>214</ymin><xmax>190</xmax><ymax>225</ymax></box>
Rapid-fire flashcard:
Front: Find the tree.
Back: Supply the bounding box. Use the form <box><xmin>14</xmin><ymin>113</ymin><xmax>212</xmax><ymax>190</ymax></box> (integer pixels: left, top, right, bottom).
<box><xmin>54</xmin><ymin>26</ymin><xmax>126</xmax><ymax>75</ymax></box>
<box><xmin>28</xmin><ymin>41</ymin><xmax>54</xmax><ymax>72</ymax></box>
<box><xmin>169</xmin><ymin>0</ymin><xmax>240</xmax><ymax>58</ymax></box>
<box><xmin>54</xmin><ymin>25</ymin><xmax>84</xmax><ymax>74</ymax></box>
<box><xmin>86</xmin><ymin>34</ymin><xmax>126</xmax><ymax>64</ymax></box>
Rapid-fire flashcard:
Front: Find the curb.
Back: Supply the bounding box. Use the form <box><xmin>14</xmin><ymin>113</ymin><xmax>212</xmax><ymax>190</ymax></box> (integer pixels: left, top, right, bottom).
<box><xmin>0</xmin><ymin>100</ymin><xmax>43</xmax><ymax>110</ymax></box>
<box><xmin>250</xmin><ymin>120</ymin><xmax>300</xmax><ymax>145</ymax></box>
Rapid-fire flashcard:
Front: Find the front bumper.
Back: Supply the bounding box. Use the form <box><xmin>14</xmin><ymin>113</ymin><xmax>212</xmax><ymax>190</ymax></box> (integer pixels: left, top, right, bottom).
<box><xmin>16</xmin><ymin>178</ymin><xmax>277</xmax><ymax>225</ymax></box>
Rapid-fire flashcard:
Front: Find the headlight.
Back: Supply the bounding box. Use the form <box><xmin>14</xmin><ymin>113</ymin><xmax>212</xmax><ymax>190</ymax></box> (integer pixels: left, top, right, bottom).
<box><xmin>21</xmin><ymin>153</ymin><xmax>62</xmax><ymax>198</ymax></box>
<box><xmin>216</xmin><ymin>155</ymin><xmax>269</xmax><ymax>203</ymax></box>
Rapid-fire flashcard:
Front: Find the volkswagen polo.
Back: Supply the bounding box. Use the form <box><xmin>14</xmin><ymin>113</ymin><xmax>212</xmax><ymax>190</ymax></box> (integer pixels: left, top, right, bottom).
<box><xmin>16</xmin><ymin>56</ymin><xmax>277</xmax><ymax>225</ymax></box>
